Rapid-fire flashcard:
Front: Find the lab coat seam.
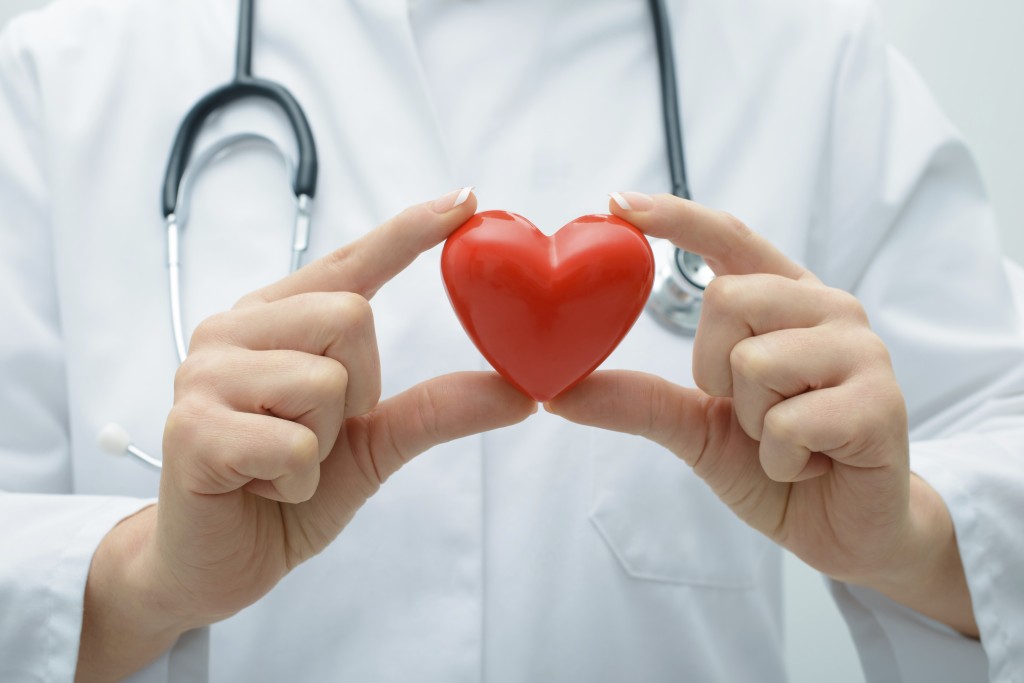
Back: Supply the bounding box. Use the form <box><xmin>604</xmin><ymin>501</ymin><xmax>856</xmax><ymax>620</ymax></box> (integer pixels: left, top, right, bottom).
<box><xmin>822</xmin><ymin>2</ymin><xmax>894</xmax><ymax>294</ymax></box>
<box><xmin>805</xmin><ymin>0</ymin><xmax>856</xmax><ymax>282</ymax></box>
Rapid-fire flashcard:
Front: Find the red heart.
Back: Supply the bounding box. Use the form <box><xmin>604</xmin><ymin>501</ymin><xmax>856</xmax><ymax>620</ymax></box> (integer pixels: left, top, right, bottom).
<box><xmin>441</xmin><ymin>211</ymin><xmax>654</xmax><ymax>402</ymax></box>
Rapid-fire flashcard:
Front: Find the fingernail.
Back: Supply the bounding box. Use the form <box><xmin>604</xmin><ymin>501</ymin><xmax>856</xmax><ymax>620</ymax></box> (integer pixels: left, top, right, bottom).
<box><xmin>610</xmin><ymin>191</ymin><xmax>654</xmax><ymax>212</ymax></box>
<box><xmin>432</xmin><ymin>186</ymin><xmax>474</xmax><ymax>213</ymax></box>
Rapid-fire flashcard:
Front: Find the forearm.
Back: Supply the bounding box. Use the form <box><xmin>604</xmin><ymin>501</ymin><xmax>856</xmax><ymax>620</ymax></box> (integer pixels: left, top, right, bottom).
<box><xmin>853</xmin><ymin>474</ymin><xmax>978</xmax><ymax>638</ymax></box>
<box><xmin>76</xmin><ymin>505</ymin><xmax>199</xmax><ymax>683</ymax></box>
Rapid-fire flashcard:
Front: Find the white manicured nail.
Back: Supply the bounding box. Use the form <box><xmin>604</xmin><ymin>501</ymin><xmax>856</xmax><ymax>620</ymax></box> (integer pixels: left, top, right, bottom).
<box><xmin>432</xmin><ymin>186</ymin><xmax>475</xmax><ymax>213</ymax></box>
<box><xmin>454</xmin><ymin>186</ymin><xmax>474</xmax><ymax>208</ymax></box>
<box><xmin>609</xmin><ymin>192</ymin><xmax>633</xmax><ymax>211</ymax></box>
<box><xmin>610</xmin><ymin>191</ymin><xmax>654</xmax><ymax>212</ymax></box>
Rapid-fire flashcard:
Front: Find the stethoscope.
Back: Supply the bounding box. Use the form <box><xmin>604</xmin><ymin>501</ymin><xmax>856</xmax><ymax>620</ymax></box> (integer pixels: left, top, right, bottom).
<box><xmin>97</xmin><ymin>0</ymin><xmax>712</xmax><ymax>469</ymax></box>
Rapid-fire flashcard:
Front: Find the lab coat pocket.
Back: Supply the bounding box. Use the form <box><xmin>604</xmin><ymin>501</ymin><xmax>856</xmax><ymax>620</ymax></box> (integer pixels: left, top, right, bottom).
<box><xmin>588</xmin><ymin>429</ymin><xmax>771</xmax><ymax>588</ymax></box>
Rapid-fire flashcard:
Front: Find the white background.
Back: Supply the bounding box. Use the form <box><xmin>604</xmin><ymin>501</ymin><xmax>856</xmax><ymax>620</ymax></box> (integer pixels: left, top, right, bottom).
<box><xmin>1</xmin><ymin>2</ymin><xmax>1021</xmax><ymax>682</ymax></box>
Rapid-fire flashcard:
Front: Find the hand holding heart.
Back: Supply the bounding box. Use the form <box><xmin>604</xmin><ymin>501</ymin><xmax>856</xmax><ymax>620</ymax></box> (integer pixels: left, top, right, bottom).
<box><xmin>77</xmin><ymin>190</ymin><xmax>537</xmax><ymax>682</ymax></box>
<box><xmin>151</xmin><ymin>191</ymin><xmax>535</xmax><ymax>622</ymax></box>
<box><xmin>547</xmin><ymin>193</ymin><xmax>977</xmax><ymax>637</ymax></box>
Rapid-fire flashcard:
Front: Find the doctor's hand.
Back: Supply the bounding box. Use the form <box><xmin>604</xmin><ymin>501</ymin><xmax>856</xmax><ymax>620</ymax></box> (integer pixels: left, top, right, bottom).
<box><xmin>76</xmin><ymin>189</ymin><xmax>536</xmax><ymax>683</ymax></box>
<box><xmin>547</xmin><ymin>192</ymin><xmax>978</xmax><ymax>639</ymax></box>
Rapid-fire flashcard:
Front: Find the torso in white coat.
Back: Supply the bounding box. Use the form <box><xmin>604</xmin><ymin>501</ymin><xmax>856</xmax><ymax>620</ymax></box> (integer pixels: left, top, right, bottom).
<box><xmin>3</xmin><ymin>0</ymin><xmax>1012</xmax><ymax>681</ymax></box>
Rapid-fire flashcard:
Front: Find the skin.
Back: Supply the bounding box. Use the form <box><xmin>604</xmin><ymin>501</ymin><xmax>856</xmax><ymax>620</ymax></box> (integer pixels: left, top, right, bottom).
<box><xmin>75</xmin><ymin>190</ymin><xmax>537</xmax><ymax>682</ymax></box>
<box><xmin>547</xmin><ymin>192</ymin><xmax>978</xmax><ymax>638</ymax></box>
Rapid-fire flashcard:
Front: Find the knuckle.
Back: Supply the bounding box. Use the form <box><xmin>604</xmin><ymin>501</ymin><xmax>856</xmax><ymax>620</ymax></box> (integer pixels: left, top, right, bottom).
<box><xmin>306</xmin><ymin>291</ymin><xmax>374</xmax><ymax>329</ymax></box>
<box><xmin>720</xmin><ymin>213</ymin><xmax>760</xmax><ymax>268</ymax></box>
<box><xmin>855</xmin><ymin>410</ymin><xmax>881</xmax><ymax>449</ymax></box>
<box><xmin>885</xmin><ymin>384</ymin><xmax>908</xmax><ymax>418</ymax></box>
<box><xmin>337</xmin><ymin>292</ymin><xmax>374</xmax><ymax>327</ymax></box>
<box><xmin>233</xmin><ymin>290</ymin><xmax>268</xmax><ymax>309</ymax></box>
<box><xmin>721</xmin><ymin>212</ymin><xmax>753</xmax><ymax>243</ymax></box>
<box><xmin>319</xmin><ymin>244</ymin><xmax>367</xmax><ymax>289</ymax></box>
<box><xmin>173</xmin><ymin>352</ymin><xmax>219</xmax><ymax>395</ymax></box>
<box><xmin>829</xmin><ymin>289</ymin><xmax>869</xmax><ymax>324</ymax></box>
<box><xmin>309</xmin><ymin>358</ymin><xmax>350</xmax><ymax>398</ymax></box>
<box><xmin>763</xmin><ymin>404</ymin><xmax>800</xmax><ymax>447</ymax></box>
<box><xmin>162</xmin><ymin>407</ymin><xmax>191</xmax><ymax>448</ymax></box>
<box><xmin>323</xmin><ymin>243</ymin><xmax>356</xmax><ymax>273</ymax></box>
<box><xmin>162</xmin><ymin>400</ymin><xmax>210</xmax><ymax>459</ymax></box>
<box><xmin>317</xmin><ymin>358</ymin><xmax>350</xmax><ymax>401</ymax></box>
<box><xmin>190</xmin><ymin>311</ymin><xmax>233</xmax><ymax>347</ymax></box>
<box><xmin>336</xmin><ymin>290</ymin><xmax>371</xmax><ymax>315</ymax></box>
<box><xmin>702</xmin><ymin>275</ymin><xmax>744</xmax><ymax>316</ymax></box>
<box><xmin>729</xmin><ymin>338</ymin><xmax>771</xmax><ymax>382</ymax></box>
<box><xmin>869</xmin><ymin>380</ymin><xmax>907</xmax><ymax>428</ymax></box>
<box><xmin>284</xmin><ymin>427</ymin><xmax>320</xmax><ymax>472</ymax></box>
<box><xmin>862</xmin><ymin>332</ymin><xmax>894</xmax><ymax>367</ymax></box>
<box><xmin>838</xmin><ymin>396</ymin><xmax>888</xmax><ymax>459</ymax></box>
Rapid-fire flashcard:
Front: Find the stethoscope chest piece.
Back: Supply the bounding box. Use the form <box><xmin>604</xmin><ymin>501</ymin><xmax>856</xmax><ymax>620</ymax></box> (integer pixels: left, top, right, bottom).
<box><xmin>646</xmin><ymin>240</ymin><xmax>715</xmax><ymax>336</ymax></box>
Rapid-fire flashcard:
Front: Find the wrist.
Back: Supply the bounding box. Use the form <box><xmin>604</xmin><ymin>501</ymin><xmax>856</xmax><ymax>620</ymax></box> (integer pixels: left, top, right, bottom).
<box><xmin>77</xmin><ymin>505</ymin><xmax>198</xmax><ymax>682</ymax></box>
<box><xmin>851</xmin><ymin>475</ymin><xmax>978</xmax><ymax>637</ymax></box>
<box><xmin>89</xmin><ymin>505</ymin><xmax>202</xmax><ymax>633</ymax></box>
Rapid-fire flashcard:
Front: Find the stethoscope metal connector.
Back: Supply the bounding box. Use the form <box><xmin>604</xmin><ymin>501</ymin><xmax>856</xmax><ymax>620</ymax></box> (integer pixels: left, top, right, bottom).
<box><xmin>647</xmin><ymin>240</ymin><xmax>715</xmax><ymax>336</ymax></box>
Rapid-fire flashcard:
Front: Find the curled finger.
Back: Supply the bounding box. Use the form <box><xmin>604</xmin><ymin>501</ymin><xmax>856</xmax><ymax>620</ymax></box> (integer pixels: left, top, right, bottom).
<box><xmin>165</xmin><ymin>405</ymin><xmax>321</xmax><ymax>503</ymax></box>
<box><xmin>730</xmin><ymin>325</ymin><xmax>879</xmax><ymax>442</ymax></box>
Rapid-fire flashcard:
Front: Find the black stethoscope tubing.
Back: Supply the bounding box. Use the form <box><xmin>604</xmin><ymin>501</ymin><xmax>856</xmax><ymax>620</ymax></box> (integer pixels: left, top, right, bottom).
<box><xmin>160</xmin><ymin>0</ymin><xmax>707</xmax><ymax>356</ymax></box>
<box><xmin>648</xmin><ymin>0</ymin><xmax>691</xmax><ymax>201</ymax></box>
<box><xmin>161</xmin><ymin>0</ymin><xmax>318</xmax><ymax>220</ymax></box>
<box><xmin>106</xmin><ymin>0</ymin><xmax>705</xmax><ymax>470</ymax></box>
<box><xmin>162</xmin><ymin>0</ymin><xmax>690</xmax><ymax>221</ymax></box>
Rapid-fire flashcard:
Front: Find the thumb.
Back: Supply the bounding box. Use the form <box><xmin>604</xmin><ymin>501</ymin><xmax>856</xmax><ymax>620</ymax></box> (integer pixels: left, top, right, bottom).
<box><xmin>355</xmin><ymin>372</ymin><xmax>537</xmax><ymax>483</ymax></box>
<box><xmin>546</xmin><ymin>370</ymin><xmax>718</xmax><ymax>468</ymax></box>
<box><xmin>547</xmin><ymin>371</ymin><xmax>783</xmax><ymax>529</ymax></box>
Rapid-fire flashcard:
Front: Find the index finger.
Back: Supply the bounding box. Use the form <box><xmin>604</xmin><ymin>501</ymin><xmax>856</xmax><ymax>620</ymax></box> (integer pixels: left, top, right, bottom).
<box><xmin>241</xmin><ymin>187</ymin><xmax>477</xmax><ymax>306</ymax></box>
<box><xmin>609</xmin><ymin>192</ymin><xmax>809</xmax><ymax>280</ymax></box>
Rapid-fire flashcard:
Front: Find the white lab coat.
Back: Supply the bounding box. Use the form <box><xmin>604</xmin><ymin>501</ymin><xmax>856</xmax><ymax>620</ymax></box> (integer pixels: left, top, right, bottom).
<box><xmin>0</xmin><ymin>0</ymin><xmax>1021</xmax><ymax>681</ymax></box>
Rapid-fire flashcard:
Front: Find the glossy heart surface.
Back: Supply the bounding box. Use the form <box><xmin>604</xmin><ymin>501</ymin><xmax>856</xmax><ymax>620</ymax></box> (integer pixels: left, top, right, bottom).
<box><xmin>441</xmin><ymin>211</ymin><xmax>654</xmax><ymax>402</ymax></box>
